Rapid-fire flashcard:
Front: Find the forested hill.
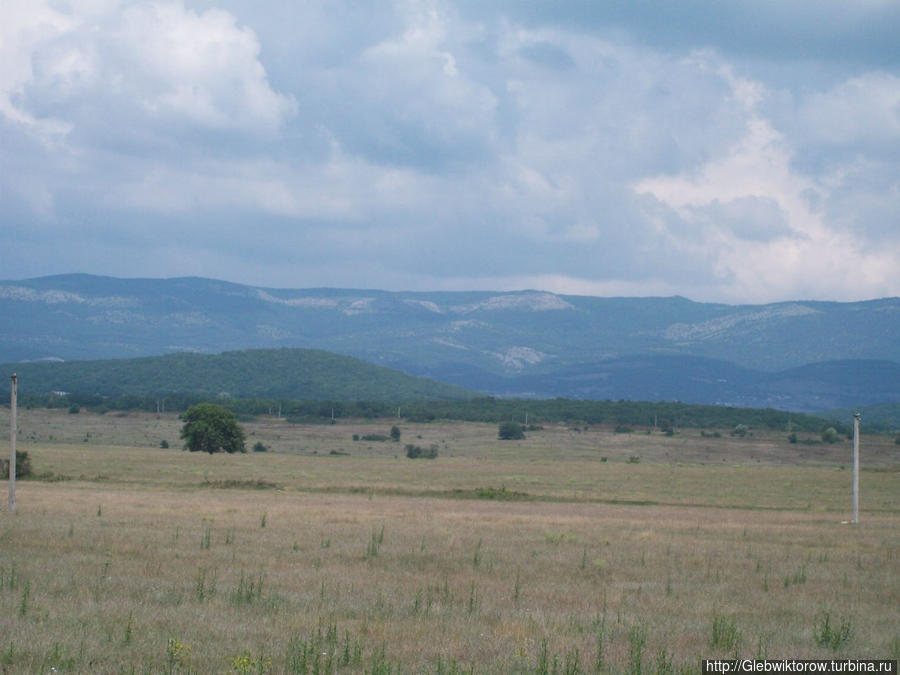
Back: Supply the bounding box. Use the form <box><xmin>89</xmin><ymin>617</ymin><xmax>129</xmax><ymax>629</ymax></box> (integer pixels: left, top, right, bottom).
<box><xmin>0</xmin><ymin>348</ymin><xmax>474</xmax><ymax>402</ymax></box>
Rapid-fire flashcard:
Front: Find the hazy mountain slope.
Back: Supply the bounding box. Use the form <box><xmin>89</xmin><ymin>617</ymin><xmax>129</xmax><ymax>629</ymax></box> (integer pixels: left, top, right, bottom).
<box><xmin>0</xmin><ymin>348</ymin><xmax>474</xmax><ymax>401</ymax></box>
<box><xmin>450</xmin><ymin>356</ymin><xmax>900</xmax><ymax>411</ymax></box>
<box><xmin>1</xmin><ymin>274</ymin><xmax>898</xmax><ymax>410</ymax></box>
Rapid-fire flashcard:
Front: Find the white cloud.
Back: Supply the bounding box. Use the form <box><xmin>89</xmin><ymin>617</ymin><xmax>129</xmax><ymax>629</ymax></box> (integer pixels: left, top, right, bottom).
<box><xmin>1</xmin><ymin>0</ymin><xmax>295</xmax><ymax>142</ymax></box>
<box><xmin>632</xmin><ymin>64</ymin><xmax>900</xmax><ymax>302</ymax></box>
<box><xmin>112</xmin><ymin>2</ymin><xmax>296</xmax><ymax>134</ymax></box>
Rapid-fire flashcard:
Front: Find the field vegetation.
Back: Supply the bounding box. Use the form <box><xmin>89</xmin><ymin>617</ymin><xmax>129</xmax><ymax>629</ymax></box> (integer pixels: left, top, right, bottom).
<box><xmin>0</xmin><ymin>408</ymin><xmax>897</xmax><ymax>673</ymax></box>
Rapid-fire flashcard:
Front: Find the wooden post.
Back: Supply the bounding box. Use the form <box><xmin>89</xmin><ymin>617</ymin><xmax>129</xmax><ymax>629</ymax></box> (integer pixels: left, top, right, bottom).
<box><xmin>9</xmin><ymin>374</ymin><xmax>17</xmax><ymax>512</ymax></box>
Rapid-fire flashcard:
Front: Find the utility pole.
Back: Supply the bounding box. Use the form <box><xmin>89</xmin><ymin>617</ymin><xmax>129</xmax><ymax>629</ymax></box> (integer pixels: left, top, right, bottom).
<box><xmin>852</xmin><ymin>413</ymin><xmax>860</xmax><ymax>524</ymax></box>
<box><xmin>9</xmin><ymin>374</ymin><xmax>17</xmax><ymax>512</ymax></box>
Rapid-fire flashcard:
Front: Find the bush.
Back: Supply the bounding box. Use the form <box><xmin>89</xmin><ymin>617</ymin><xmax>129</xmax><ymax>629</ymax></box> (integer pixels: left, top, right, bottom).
<box><xmin>614</xmin><ymin>425</ymin><xmax>634</xmax><ymax>434</ymax></box>
<box><xmin>68</xmin><ymin>404</ymin><xmax>80</xmax><ymax>414</ymax></box>
<box><xmin>406</xmin><ymin>444</ymin><xmax>438</xmax><ymax>459</ymax></box>
<box><xmin>788</xmin><ymin>432</ymin><xmax>797</xmax><ymax>444</ymax></box>
<box><xmin>160</xmin><ymin>440</ymin><xmax>169</xmax><ymax>449</ymax></box>
<box><xmin>252</xmin><ymin>441</ymin><xmax>268</xmax><ymax>453</ymax></box>
<box><xmin>894</xmin><ymin>435</ymin><xmax>900</xmax><ymax>446</ymax></box>
<box><xmin>1</xmin><ymin>451</ymin><xmax>32</xmax><ymax>478</ymax></box>
<box><xmin>390</xmin><ymin>425</ymin><xmax>401</xmax><ymax>442</ymax></box>
<box><xmin>498</xmin><ymin>421</ymin><xmax>525</xmax><ymax>440</ymax></box>
<box><xmin>731</xmin><ymin>424</ymin><xmax>748</xmax><ymax>437</ymax></box>
<box><xmin>822</xmin><ymin>427</ymin><xmax>840</xmax><ymax>444</ymax></box>
<box><xmin>361</xmin><ymin>434</ymin><xmax>389</xmax><ymax>442</ymax></box>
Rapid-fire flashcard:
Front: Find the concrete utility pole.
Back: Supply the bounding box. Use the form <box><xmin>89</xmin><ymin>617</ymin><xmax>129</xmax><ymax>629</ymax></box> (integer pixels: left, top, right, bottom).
<box><xmin>852</xmin><ymin>413</ymin><xmax>860</xmax><ymax>524</ymax></box>
<box><xmin>9</xmin><ymin>374</ymin><xmax>17</xmax><ymax>512</ymax></box>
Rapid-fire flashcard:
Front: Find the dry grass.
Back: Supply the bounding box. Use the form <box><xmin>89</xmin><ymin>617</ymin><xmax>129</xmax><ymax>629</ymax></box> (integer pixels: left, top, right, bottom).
<box><xmin>0</xmin><ymin>409</ymin><xmax>897</xmax><ymax>673</ymax></box>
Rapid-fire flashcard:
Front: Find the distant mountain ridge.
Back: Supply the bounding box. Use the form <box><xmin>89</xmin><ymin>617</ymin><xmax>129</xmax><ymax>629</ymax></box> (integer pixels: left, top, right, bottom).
<box><xmin>1</xmin><ymin>274</ymin><xmax>898</xmax><ymax>411</ymax></box>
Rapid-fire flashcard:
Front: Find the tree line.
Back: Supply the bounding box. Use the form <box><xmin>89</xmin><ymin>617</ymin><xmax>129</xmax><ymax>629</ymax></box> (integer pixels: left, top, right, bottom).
<box><xmin>5</xmin><ymin>391</ymin><xmax>848</xmax><ymax>434</ymax></box>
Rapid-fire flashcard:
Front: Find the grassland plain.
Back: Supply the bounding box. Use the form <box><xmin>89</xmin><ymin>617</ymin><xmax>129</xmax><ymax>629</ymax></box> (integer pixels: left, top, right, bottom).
<box><xmin>0</xmin><ymin>408</ymin><xmax>898</xmax><ymax>673</ymax></box>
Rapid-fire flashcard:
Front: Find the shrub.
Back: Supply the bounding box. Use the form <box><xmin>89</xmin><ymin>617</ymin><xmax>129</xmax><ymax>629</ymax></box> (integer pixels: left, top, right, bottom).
<box><xmin>160</xmin><ymin>440</ymin><xmax>169</xmax><ymax>449</ymax></box>
<box><xmin>406</xmin><ymin>444</ymin><xmax>438</xmax><ymax>459</ymax></box>
<box><xmin>731</xmin><ymin>424</ymin><xmax>748</xmax><ymax>437</ymax></box>
<box><xmin>361</xmin><ymin>434</ymin><xmax>389</xmax><ymax>442</ymax></box>
<box><xmin>68</xmin><ymin>404</ymin><xmax>80</xmax><ymax>414</ymax></box>
<box><xmin>1</xmin><ymin>451</ymin><xmax>32</xmax><ymax>478</ymax></box>
<box><xmin>822</xmin><ymin>427</ymin><xmax>840</xmax><ymax>444</ymax></box>
<box><xmin>788</xmin><ymin>432</ymin><xmax>797</xmax><ymax>444</ymax></box>
<box><xmin>498</xmin><ymin>421</ymin><xmax>525</xmax><ymax>440</ymax></box>
<box><xmin>614</xmin><ymin>425</ymin><xmax>634</xmax><ymax>434</ymax></box>
<box><xmin>390</xmin><ymin>425</ymin><xmax>401</xmax><ymax>442</ymax></box>
<box><xmin>252</xmin><ymin>441</ymin><xmax>268</xmax><ymax>453</ymax></box>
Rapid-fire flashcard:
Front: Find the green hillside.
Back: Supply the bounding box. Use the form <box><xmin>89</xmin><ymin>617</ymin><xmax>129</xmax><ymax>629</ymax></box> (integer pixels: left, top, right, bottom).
<box><xmin>821</xmin><ymin>402</ymin><xmax>900</xmax><ymax>433</ymax></box>
<box><xmin>1</xmin><ymin>348</ymin><xmax>474</xmax><ymax>402</ymax></box>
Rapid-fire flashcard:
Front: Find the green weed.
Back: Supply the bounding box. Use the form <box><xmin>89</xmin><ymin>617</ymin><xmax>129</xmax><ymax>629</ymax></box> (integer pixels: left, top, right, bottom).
<box><xmin>711</xmin><ymin>615</ymin><xmax>742</xmax><ymax>652</ymax></box>
<box><xmin>815</xmin><ymin>612</ymin><xmax>852</xmax><ymax>651</ymax></box>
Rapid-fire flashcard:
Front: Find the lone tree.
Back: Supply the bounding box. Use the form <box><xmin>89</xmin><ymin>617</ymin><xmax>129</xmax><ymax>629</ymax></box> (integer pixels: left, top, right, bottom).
<box><xmin>180</xmin><ymin>403</ymin><xmax>246</xmax><ymax>454</ymax></box>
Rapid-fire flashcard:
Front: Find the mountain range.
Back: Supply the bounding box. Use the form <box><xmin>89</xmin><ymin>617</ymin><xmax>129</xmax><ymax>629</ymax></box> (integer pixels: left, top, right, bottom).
<box><xmin>1</xmin><ymin>274</ymin><xmax>898</xmax><ymax>412</ymax></box>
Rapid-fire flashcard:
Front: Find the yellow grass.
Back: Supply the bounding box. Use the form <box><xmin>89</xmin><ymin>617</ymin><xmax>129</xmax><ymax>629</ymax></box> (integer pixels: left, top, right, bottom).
<box><xmin>0</xmin><ymin>409</ymin><xmax>897</xmax><ymax>673</ymax></box>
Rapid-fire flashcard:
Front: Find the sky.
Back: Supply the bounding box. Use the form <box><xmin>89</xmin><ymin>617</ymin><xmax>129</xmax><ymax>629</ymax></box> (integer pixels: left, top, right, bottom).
<box><xmin>2</xmin><ymin>0</ymin><xmax>899</xmax><ymax>304</ymax></box>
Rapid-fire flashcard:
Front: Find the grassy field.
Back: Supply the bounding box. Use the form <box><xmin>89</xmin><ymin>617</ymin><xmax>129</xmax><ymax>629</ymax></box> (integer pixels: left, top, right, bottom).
<box><xmin>0</xmin><ymin>408</ymin><xmax>898</xmax><ymax>673</ymax></box>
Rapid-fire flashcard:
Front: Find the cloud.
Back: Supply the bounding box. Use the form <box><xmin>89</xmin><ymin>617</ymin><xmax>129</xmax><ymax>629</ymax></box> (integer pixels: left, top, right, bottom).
<box><xmin>458</xmin><ymin>0</ymin><xmax>900</xmax><ymax>67</ymax></box>
<box><xmin>1</xmin><ymin>1</ymin><xmax>898</xmax><ymax>304</ymax></box>
<box><xmin>517</xmin><ymin>41</ymin><xmax>575</xmax><ymax>70</ymax></box>
<box><xmin>111</xmin><ymin>3</ymin><xmax>296</xmax><ymax>134</ymax></box>
<box><xmin>632</xmin><ymin>63</ymin><xmax>900</xmax><ymax>301</ymax></box>
<box><xmin>1</xmin><ymin>1</ymin><xmax>295</xmax><ymax>145</ymax></box>
<box><xmin>797</xmin><ymin>72</ymin><xmax>900</xmax><ymax>149</ymax></box>
<box><xmin>689</xmin><ymin>197</ymin><xmax>793</xmax><ymax>243</ymax></box>
<box><xmin>323</xmin><ymin>4</ymin><xmax>499</xmax><ymax>171</ymax></box>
